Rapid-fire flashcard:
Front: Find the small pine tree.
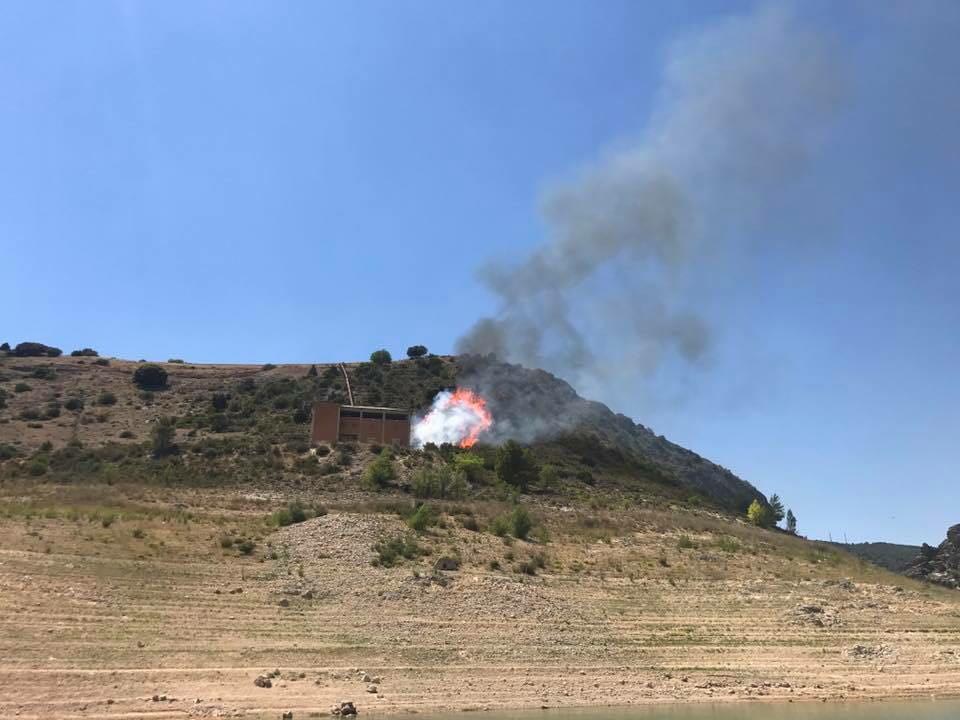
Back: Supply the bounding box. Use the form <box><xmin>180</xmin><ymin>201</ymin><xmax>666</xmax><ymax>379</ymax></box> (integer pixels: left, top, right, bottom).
<box><xmin>786</xmin><ymin>509</ymin><xmax>797</xmax><ymax>535</ymax></box>
<box><xmin>495</xmin><ymin>440</ymin><xmax>536</xmax><ymax>491</ymax></box>
<box><xmin>768</xmin><ymin>493</ymin><xmax>786</xmax><ymax>524</ymax></box>
<box><xmin>747</xmin><ymin>499</ymin><xmax>772</xmax><ymax>528</ymax></box>
<box><xmin>151</xmin><ymin>417</ymin><xmax>177</xmax><ymax>457</ymax></box>
<box><xmin>510</xmin><ymin>505</ymin><xmax>533</xmax><ymax>540</ymax></box>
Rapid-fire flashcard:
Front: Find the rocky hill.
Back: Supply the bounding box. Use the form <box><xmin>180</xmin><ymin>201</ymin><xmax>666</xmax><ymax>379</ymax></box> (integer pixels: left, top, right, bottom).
<box><xmin>906</xmin><ymin>524</ymin><xmax>960</xmax><ymax>589</ymax></box>
<box><xmin>0</xmin><ymin>349</ymin><xmax>765</xmax><ymax>514</ymax></box>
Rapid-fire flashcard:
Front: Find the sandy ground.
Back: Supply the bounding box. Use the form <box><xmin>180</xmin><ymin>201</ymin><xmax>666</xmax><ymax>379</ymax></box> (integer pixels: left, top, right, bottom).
<box><xmin>0</xmin><ymin>490</ymin><xmax>958</xmax><ymax>720</ymax></box>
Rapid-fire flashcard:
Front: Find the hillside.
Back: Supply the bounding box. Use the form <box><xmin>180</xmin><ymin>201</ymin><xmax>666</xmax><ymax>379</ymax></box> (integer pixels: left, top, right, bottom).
<box><xmin>0</xmin><ymin>348</ymin><xmax>958</xmax><ymax>717</ymax></box>
<box><xmin>0</xmin><ymin>351</ymin><xmax>763</xmax><ymax>513</ymax></box>
<box><xmin>830</xmin><ymin>541</ymin><xmax>923</xmax><ymax>574</ymax></box>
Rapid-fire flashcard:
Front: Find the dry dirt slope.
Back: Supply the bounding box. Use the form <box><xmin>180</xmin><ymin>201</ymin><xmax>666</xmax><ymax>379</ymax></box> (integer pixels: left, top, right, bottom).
<box><xmin>0</xmin><ymin>481</ymin><xmax>958</xmax><ymax>720</ymax></box>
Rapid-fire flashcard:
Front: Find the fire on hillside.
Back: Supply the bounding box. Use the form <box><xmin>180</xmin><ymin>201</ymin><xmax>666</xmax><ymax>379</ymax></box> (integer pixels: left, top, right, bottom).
<box><xmin>412</xmin><ymin>388</ymin><xmax>493</xmax><ymax>449</ymax></box>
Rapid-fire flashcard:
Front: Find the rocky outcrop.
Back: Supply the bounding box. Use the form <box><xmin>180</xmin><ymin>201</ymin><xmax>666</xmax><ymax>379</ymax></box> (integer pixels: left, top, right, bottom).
<box><xmin>905</xmin><ymin>524</ymin><xmax>960</xmax><ymax>589</ymax></box>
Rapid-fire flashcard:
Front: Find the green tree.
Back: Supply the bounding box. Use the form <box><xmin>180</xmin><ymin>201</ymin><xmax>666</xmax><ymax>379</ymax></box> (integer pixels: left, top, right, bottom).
<box><xmin>133</xmin><ymin>363</ymin><xmax>168</xmax><ymax>389</ymax></box>
<box><xmin>363</xmin><ymin>448</ymin><xmax>396</xmax><ymax>489</ymax></box>
<box><xmin>369</xmin><ymin>349</ymin><xmax>392</xmax><ymax>365</ymax></box>
<box><xmin>785</xmin><ymin>509</ymin><xmax>798</xmax><ymax>535</ymax></box>
<box><xmin>406</xmin><ymin>345</ymin><xmax>428</xmax><ymax>358</ymax></box>
<box><xmin>495</xmin><ymin>440</ymin><xmax>536</xmax><ymax>491</ymax></box>
<box><xmin>768</xmin><ymin>493</ymin><xmax>786</xmax><ymax>524</ymax></box>
<box><xmin>747</xmin><ymin>499</ymin><xmax>772</xmax><ymax>528</ymax></box>
<box><xmin>151</xmin><ymin>417</ymin><xmax>177</xmax><ymax>457</ymax></box>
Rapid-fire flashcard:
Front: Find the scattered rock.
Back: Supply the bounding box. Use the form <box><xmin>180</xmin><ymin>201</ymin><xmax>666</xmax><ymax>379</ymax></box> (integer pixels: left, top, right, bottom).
<box><xmin>254</xmin><ymin>675</ymin><xmax>273</xmax><ymax>688</ymax></box>
<box><xmin>282</xmin><ymin>713</ymin><xmax>293</xmax><ymax>720</ymax></box>
<box><xmin>331</xmin><ymin>701</ymin><xmax>357</xmax><ymax>716</ymax></box>
<box><xmin>849</xmin><ymin>643</ymin><xmax>895</xmax><ymax>660</ymax></box>
<box><xmin>366</xmin><ymin>684</ymin><xmax>378</xmax><ymax>693</ymax></box>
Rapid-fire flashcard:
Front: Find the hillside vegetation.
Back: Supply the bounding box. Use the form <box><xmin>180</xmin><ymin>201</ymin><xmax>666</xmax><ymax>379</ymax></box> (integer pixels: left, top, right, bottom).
<box><xmin>0</xmin><ymin>351</ymin><xmax>763</xmax><ymax>514</ymax></box>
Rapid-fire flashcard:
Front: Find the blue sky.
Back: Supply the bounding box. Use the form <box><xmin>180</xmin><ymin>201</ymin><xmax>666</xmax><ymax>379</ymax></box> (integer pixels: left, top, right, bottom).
<box><xmin>2</xmin><ymin>2</ymin><xmax>958</xmax><ymax>545</ymax></box>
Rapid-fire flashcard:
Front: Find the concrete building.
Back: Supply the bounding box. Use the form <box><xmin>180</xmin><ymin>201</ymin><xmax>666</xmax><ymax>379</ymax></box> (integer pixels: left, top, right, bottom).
<box><xmin>311</xmin><ymin>401</ymin><xmax>411</xmax><ymax>446</ymax></box>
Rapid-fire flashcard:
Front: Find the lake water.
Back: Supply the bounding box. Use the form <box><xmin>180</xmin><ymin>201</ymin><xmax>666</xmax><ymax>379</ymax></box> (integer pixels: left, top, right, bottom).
<box><xmin>426</xmin><ymin>701</ymin><xmax>960</xmax><ymax>720</ymax></box>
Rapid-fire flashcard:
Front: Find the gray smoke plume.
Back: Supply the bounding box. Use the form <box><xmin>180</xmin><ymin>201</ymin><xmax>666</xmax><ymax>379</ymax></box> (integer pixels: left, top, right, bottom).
<box><xmin>458</xmin><ymin>4</ymin><xmax>844</xmax><ymax>408</ymax></box>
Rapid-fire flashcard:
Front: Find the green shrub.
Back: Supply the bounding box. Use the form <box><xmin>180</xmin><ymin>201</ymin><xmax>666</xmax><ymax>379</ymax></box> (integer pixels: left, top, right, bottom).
<box><xmin>64</xmin><ymin>397</ymin><xmax>84</xmax><ymax>412</ymax></box>
<box><xmin>237</xmin><ymin>539</ymin><xmax>255</xmax><ymax>555</ymax></box>
<box><xmin>70</xmin><ymin>348</ymin><xmax>98</xmax><ymax>357</ymax></box>
<box><xmin>14</xmin><ymin>382</ymin><xmax>31</xmax><ymax>393</ymax></box>
<box><xmin>306</xmin><ymin>364</ymin><xmax>318</xmax><ymax>377</ymax></box>
<box><xmin>363</xmin><ymin>448</ymin><xmax>396</xmax><ymax>490</ymax></box>
<box><xmin>510</xmin><ymin>505</ymin><xmax>533</xmax><ymax>540</ymax></box>
<box><xmin>489</xmin><ymin>515</ymin><xmax>511</xmax><ymax>537</ymax></box>
<box><xmin>132</xmin><ymin>528</ymin><xmax>146</xmax><ymax>539</ymax></box>
<box><xmin>208</xmin><ymin>413</ymin><xmax>229</xmax><ymax>433</ymax></box>
<box><xmin>271</xmin><ymin>501</ymin><xmax>311</xmax><ymax>527</ymax></box>
<box><xmin>261</xmin><ymin>363</ymin><xmax>276</xmax><ymax>371</ymax></box>
<box><xmin>452</xmin><ymin>452</ymin><xmax>485</xmax><ymax>482</ymax></box>
<box><xmin>369</xmin><ymin>349</ymin><xmax>392</xmax><ymax>365</ymax></box>
<box><xmin>677</xmin><ymin>534</ymin><xmax>697</xmax><ymax>550</ymax></box>
<box><xmin>27</xmin><ymin>459</ymin><xmax>48</xmax><ymax>476</ymax></box>
<box><xmin>13</xmin><ymin>342</ymin><xmax>62</xmax><ymax>357</ymax></box>
<box><xmin>373</xmin><ymin>535</ymin><xmax>423</xmax><ymax>567</ymax></box>
<box><xmin>0</xmin><ymin>444</ymin><xmax>18</xmax><ymax>461</ymax></box>
<box><xmin>93</xmin><ymin>358</ymin><xmax>110</xmax><ymax>367</ymax></box>
<box><xmin>133</xmin><ymin>364</ymin><xmax>168</xmax><ymax>389</ymax></box>
<box><xmin>19</xmin><ymin>407</ymin><xmax>42</xmax><ymax>421</ymax></box>
<box><xmin>211</xmin><ymin>392</ymin><xmax>229</xmax><ymax>411</ymax></box>
<box><xmin>168</xmin><ymin>358</ymin><xmax>185</xmax><ymax>364</ymax></box>
<box><xmin>97</xmin><ymin>391</ymin><xmax>117</xmax><ymax>406</ymax></box>
<box><xmin>461</xmin><ymin>516</ymin><xmax>480</xmax><ymax>532</ymax></box>
<box><xmin>716</xmin><ymin>536</ymin><xmax>741</xmax><ymax>553</ymax></box>
<box><xmin>406</xmin><ymin>345</ymin><xmax>428</xmax><ymax>358</ymax></box>
<box><xmin>406</xmin><ymin>503</ymin><xmax>436</xmax><ymax>533</ymax></box>
<box><xmin>538</xmin><ymin>464</ymin><xmax>561</xmax><ymax>486</ymax></box>
<box><xmin>219</xmin><ymin>535</ymin><xmax>234</xmax><ymax>548</ymax></box>
<box><xmin>119</xmin><ymin>430</ymin><xmax>135</xmax><ymax>439</ymax></box>
<box><xmin>32</xmin><ymin>367</ymin><xmax>56</xmax><ymax>380</ymax></box>
<box><xmin>412</xmin><ymin>465</ymin><xmax>468</xmax><ymax>500</ymax></box>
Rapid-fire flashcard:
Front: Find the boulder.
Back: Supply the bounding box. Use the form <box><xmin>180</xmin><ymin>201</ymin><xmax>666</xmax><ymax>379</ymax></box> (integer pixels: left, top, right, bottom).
<box><xmin>254</xmin><ymin>675</ymin><xmax>273</xmax><ymax>688</ymax></box>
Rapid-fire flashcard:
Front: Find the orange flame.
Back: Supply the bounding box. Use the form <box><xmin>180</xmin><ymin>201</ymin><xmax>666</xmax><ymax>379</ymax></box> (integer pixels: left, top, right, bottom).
<box><xmin>448</xmin><ymin>388</ymin><xmax>493</xmax><ymax>448</ymax></box>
